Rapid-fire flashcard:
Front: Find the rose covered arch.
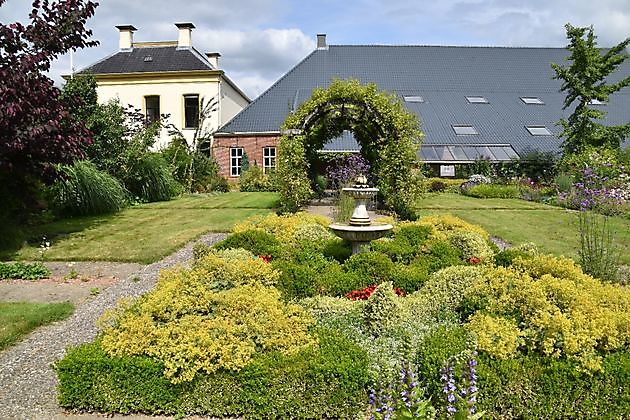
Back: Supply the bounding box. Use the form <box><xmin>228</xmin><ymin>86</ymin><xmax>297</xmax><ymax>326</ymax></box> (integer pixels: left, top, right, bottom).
<box><xmin>276</xmin><ymin>79</ymin><xmax>423</xmax><ymax>219</ymax></box>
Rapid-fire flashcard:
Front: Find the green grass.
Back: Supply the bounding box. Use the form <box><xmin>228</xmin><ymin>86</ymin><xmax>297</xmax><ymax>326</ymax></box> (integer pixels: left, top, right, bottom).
<box><xmin>3</xmin><ymin>193</ymin><xmax>279</xmax><ymax>264</ymax></box>
<box><xmin>0</xmin><ymin>302</ymin><xmax>75</xmax><ymax>351</ymax></box>
<box><xmin>416</xmin><ymin>193</ymin><xmax>630</xmax><ymax>264</ymax></box>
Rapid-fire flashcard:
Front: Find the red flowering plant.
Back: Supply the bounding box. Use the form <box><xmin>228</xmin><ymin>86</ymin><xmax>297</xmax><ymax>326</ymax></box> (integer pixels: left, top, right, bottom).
<box><xmin>345</xmin><ymin>284</ymin><xmax>405</xmax><ymax>300</ymax></box>
<box><xmin>258</xmin><ymin>255</ymin><xmax>272</xmax><ymax>263</ymax></box>
<box><xmin>467</xmin><ymin>256</ymin><xmax>481</xmax><ymax>265</ymax></box>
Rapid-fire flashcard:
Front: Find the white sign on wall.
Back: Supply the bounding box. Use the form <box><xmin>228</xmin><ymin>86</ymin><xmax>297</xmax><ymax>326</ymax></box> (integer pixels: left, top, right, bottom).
<box><xmin>440</xmin><ymin>165</ymin><xmax>455</xmax><ymax>177</ymax></box>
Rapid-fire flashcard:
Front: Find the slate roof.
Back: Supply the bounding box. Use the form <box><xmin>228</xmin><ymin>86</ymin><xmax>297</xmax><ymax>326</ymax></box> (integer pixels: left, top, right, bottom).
<box><xmin>80</xmin><ymin>45</ymin><xmax>214</xmax><ymax>74</ymax></box>
<box><xmin>218</xmin><ymin>45</ymin><xmax>630</xmax><ymax>160</ymax></box>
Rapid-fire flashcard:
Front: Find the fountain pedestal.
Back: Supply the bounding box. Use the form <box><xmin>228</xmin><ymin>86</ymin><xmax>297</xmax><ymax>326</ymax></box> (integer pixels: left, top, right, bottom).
<box><xmin>329</xmin><ymin>182</ymin><xmax>393</xmax><ymax>254</ymax></box>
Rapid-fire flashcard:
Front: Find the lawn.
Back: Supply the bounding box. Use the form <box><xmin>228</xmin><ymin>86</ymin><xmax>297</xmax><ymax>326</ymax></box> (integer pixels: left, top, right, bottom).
<box><xmin>0</xmin><ymin>302</ymin><xmax>74</xmax><ymax>351</ymax></box>
<box><xmin>4</xmin><ymin>192</ymin><xmax>279</xmax><ymax>264</ymax></box>
<box><xmin>416</xmin><ymin>193</ymin><xmax>630</xmax><ymax>264</ymax></box>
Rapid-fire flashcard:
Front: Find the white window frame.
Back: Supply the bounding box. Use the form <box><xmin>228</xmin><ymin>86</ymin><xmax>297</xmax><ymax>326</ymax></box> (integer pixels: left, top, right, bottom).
<box><xmin>263</xmin><ymin>146</ymin><xmax>276</xmax><ymax>173</ymax></box>
<box><xmin>230</xmin><ymin>147</ymin><xmax>244</xmax><ymax>177</ymax></box>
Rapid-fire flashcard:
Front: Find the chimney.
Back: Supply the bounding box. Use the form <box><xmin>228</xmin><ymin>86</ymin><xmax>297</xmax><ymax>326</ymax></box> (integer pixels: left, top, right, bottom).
<box><xmin>175</xmin><ymin>22</ymin><xmax>195</xmax><ymax>49</ymax></box>
<box><xmin>205</xmin><ymin>52</ymin><xmax>221</xmax><ymax>69</ymax></box>
<box><xmin>116</xmin><ymin>25</ymin><xmax>137</xmax><ymax>50</ymax></box>
<box><xmin>317</xmin><ymin>33</ymin><xmax>327</xmax><ymax>50</ymax></box>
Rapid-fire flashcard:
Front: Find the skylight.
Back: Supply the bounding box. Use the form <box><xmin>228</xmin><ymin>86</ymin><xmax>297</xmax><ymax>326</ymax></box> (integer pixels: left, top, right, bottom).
<box><xmin>520</xmin><ymin>97</ymin><xmax>544</xmax><ymax>105</ymax></box>
<box><xmin>403</xmin><ymin>95</ymin><xmax>424</xmax><ymax>103</ymax></box>
<box><xmin>525</xmin><ymin>125</ymin><xmax>552</xmax><ymax>136</ymax></box>
<box><xmin>466</xmin><ymin>96</ymin><xmax>489</xmax><ymax>104</ymax></box>
<box><xmin>452</xmin><ymin>125</ymin><xmax>479</xmax><ymax>135</ymax></box>
<box><xmin>589</xmin><ymin>98</ymin><xmax>605</xmax><ymax>105</ymax></box>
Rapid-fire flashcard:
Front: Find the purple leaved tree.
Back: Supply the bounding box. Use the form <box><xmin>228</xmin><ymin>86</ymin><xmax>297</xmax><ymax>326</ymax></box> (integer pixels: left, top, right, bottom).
<box><xmin>0</xmin><ymin>0</ymin><xmax>98</xmax><ymax>187</ymax></box>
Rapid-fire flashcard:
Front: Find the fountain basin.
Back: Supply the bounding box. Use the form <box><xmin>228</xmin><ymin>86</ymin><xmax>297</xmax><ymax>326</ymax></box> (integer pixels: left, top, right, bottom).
<box><xmin>329</xmin><ymin>222</ymin><xmax>393</xmax><ymax>254</ymax></box>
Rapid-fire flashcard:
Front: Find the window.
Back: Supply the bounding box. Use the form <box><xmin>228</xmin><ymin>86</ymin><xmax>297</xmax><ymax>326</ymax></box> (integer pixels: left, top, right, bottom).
<box><xmin>452</xmin><ymin>125</ymin><xmax>479</xmax><ymax>135</ymax></box>
<box><xmin>230</xmin><ymin>147</ymin><xmax>244</xmax><ymax>177</ymax></box>
<box><xmin>184</xmin><ymin>94</ymin><xmax>200</xmax><ymax>129</ymax></box>
<box><xmin>466</xmin><ymin>96</ymin><xmax>488</xmax><ymax>104</ymax></box>
<box><xmin>589</xmin><ymin>98</ymin><xmax>605</xmax><ymax>105</ymax></box>
<box><xmin>520</xmin><ymin>97</ymin><xmax>544</xmax><ymax>105</ymax></box>
<box><xmin>525</xmin><ymin>125</ymin><xmax>553</xmax><ymax>136</ymax></box>
<box><xmin>145</xmin><ymin>95</ymin><xmax>160</xmax><ymax>123</ymax></box>
<box><xmin>263</xmin><ymin>147</ymin><xmax>276</xmax><ymax>173</ymax></box>
<box><xmin>403</xmin><ymin>95</ymin><xmax>424</xmax><ymax>103</ymax></box>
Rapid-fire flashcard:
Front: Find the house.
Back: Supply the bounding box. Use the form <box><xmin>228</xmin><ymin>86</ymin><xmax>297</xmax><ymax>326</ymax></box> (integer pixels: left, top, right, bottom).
<box><xmin>214</xmin><ymin>34</ymin><xmax>630</xmax><ymax>178</ymax></box>
<box><xmin>73</xmin><ymin>23</ymin><xmax>250</xmax><ymax>149</ymax></box>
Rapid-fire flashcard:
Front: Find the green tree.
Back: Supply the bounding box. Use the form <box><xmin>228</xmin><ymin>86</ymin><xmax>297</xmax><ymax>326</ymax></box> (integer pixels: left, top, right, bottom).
<box><xmin>552</xmin><ymin>24</ymin><xmax>630</xmax><ymax>155</ymax></box>
<box><xmin>61</xmin><ymin>74</ymin><xmax>127</xmax><ymax>172</ymax></box>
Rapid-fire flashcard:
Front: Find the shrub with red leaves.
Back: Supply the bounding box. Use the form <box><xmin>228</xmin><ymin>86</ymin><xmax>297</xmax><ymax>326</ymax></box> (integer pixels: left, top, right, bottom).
<box><xmin>258</xmin><ymin>255</ymin><xmax>272</xmax><ymax>263</ymax></box>
<box><xmin>345</xmin><ymin>284</ymin><xmax>406</xmax><ymax>300</ymax></box>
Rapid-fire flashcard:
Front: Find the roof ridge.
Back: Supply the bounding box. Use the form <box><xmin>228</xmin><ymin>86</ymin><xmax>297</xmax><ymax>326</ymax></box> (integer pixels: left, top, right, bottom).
<box><xmin>327</xmin><ymin>44</ymin><xmax>570</xmax><ymax>50</ymax></box>
<box><xmin>218</xmin><ymin>48</ymin><xmax>319</xmax><ymax>133</ymax></box>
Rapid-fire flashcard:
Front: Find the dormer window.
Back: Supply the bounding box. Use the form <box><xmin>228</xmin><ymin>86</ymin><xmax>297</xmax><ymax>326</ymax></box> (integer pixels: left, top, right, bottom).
<box><xmin>143</xmin><ymin>56</ymin><xmax>153</xmax><ymax>62</ymax></box>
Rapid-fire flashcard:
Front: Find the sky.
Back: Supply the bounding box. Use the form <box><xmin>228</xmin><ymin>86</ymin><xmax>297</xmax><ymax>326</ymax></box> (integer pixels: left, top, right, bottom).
<box><xmin>2</xmin><ymin>0</ymin><xmax>630</xmax><ymax>99</ymax></box>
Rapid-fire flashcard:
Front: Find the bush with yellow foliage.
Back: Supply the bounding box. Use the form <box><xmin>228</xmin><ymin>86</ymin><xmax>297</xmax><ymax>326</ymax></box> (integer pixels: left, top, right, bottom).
<box><xmin>99</xmin><ymin>252</ymin><xmax>316</xmax><ymax>383</ymax></box>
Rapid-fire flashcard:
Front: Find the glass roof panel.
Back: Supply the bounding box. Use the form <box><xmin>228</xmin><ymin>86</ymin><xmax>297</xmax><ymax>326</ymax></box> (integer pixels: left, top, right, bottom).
<box><xmin>452</xmin><ymin>125</ymin><xmax>479</xmax><ymax>135</ymax></box>
<box><xmin>489</xmin><ymin>146</ymin><xmax>510</xmax><ymax>160</ymax></box>
<box><xmin>520</xmin><ymin>97</ymin><xmax>544</xmax><ymax>105</ymax></box>
<box><xmin>466</xmin><ymin>96</ymin><xmax>489</xmax><ymax>104</ymax></box>
<box><xmin>526</xmin><ymin>126</ymin><xmax>553</xmax><ymax>136</ymax></box>
<box><xmin>449</xmin><ymin>146</ymin><xmax>468</xmax><ymax>160</ymax></box>
<box><xmin>461</xmin><ymin>146</ymin><xmax>481</xmax><ymax>160</ymax></box>
<box><xmin>403</xmin><ymin>95</ymin><xmax>424</xmax><ymax>103</ymax></box>
<box><xmin>434</xmin><ymin>146</ymin><xmax>454</xmax><ymax>160</ymax></box>
<box><xmin>502</xmin><ymin>146</ymin><xmax>519</xmax><ymax>159</ymax></box>
<box><xmin>421</xmin><ymin>146</ymin><xmax>439</xmax><ymax>161</ymax></box>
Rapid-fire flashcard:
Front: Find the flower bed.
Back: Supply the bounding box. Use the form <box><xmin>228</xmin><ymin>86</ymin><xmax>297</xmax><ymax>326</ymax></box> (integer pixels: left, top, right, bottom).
<box><xmin>56</xmin><ymin>213</ymin><xmax>630</xmax><ymax>418</ymax></box>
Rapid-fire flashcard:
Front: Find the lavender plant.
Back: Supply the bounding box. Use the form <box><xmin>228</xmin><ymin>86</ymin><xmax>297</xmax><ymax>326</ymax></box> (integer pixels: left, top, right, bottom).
<box><xmin>369</xmin><ymin>362</ymin><xmax>436</xmax><ymax>420</ymax></box>
<box><xmin>325</xmin><ymin>154</ymin><xmax>371</xmax><ymax>189</ymax></box>
<box><xmin>440</xmin><ymin>353</ymin><xmax>483</xmax><ymax>420</ymax></box>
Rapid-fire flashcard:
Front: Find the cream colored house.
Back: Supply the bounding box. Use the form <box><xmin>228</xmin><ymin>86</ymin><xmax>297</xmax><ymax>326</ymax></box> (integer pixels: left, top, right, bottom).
<box><xmin>75</xmin><ymin>23</ymin><xmax>250</xmax><ymax>149</ymax></box>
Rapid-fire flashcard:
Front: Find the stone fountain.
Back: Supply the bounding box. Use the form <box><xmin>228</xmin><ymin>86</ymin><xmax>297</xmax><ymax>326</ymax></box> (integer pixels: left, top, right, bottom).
<box><xmin>329</xmin><ymin>176</ymin><xmax>393</xmax><ymax>254</ymax></box>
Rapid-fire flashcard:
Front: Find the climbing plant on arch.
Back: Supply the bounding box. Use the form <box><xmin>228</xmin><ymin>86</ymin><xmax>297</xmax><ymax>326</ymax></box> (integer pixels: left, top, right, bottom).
<box><xmin>277</xmin><ymin>79</ymin><xmax>423</xmax><ymax>219</ymax></box>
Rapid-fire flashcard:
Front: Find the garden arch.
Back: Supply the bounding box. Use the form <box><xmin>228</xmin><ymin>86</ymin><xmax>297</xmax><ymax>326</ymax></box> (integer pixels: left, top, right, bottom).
<box><xmin>277</xmin><ymin>79</ymin><xmax>422</xmax><ymax>219</ymax></box>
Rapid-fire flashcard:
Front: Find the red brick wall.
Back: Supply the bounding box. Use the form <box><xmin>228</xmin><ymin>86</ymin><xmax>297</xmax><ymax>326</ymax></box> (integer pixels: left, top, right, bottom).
<box><xmin>213</xmin><ymin>135</ymin><xmax>280</xmax><ymax>178</ymax></box>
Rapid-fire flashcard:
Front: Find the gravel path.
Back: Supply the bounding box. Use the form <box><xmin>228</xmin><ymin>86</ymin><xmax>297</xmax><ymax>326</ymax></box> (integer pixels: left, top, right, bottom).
<box><xmin>0</xmin><ymin>233</ymin><xmax>226</xmax><ymax>420</ymax></box>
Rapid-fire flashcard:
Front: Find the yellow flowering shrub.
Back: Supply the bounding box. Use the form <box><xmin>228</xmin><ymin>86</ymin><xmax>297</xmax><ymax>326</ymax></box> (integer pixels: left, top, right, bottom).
<box><xmin>101</xmin><ymin>283</ymin><xmax>317</xmax><ymax>383</ymax></box>
<box><xmin>232</xmin><ymin>212</ymin><xmax>331</xmax><ymax>243</ymax></box>
<box><xmin>465</xmin><ymin>257</ymin><xmax>630</xmax><ymax>371</ymax></box>
<box><xmin>192</xmin><ymin>251</ymin><xmax>280</xmax><ymax>289</ymax></box>
<box><xmin>467</xmin><ymin>313</ymin><xmax>522</xmax><ymax>359</ymax></box>
<box><xmin>416</xmin><ymin>214</ymin><xmax>489</xmax><ymax>241</ymax></box>
<box><xmin>99</xmin><ymin>251</ymin><xmax>315</xmax><ymax>383</ymax></box>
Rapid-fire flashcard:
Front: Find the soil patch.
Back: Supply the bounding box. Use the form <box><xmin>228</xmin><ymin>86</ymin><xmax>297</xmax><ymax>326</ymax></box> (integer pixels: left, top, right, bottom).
<box><xmin>0</xmin><ymin>262</ymin><xmax>143</xmax><ymax>305</ymax></box>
